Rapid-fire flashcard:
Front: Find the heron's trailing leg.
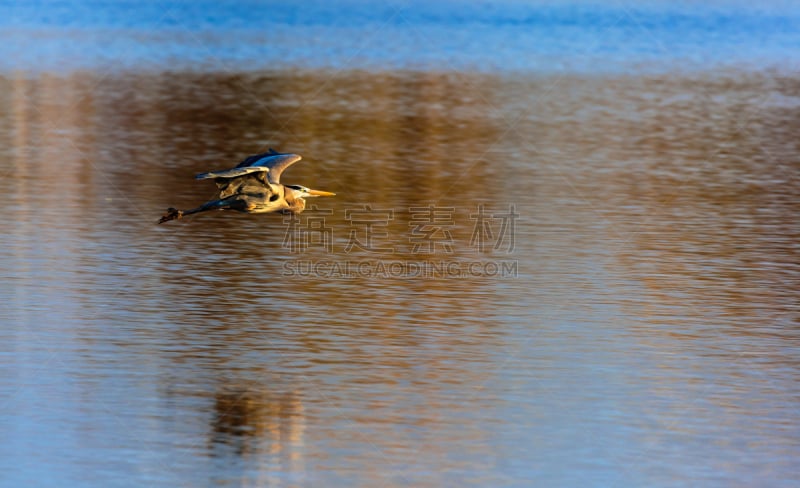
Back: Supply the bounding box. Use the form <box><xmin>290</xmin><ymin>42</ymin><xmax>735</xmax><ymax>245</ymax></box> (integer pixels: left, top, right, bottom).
<box><xmin>158</xmin><ymin>207</ymin><xmax>184</xmax><ymax>224</ymax></box>
<box><xmin>158</xmin><ymin>198</ymin><xmax>242</xmax><ymax>224</ymax></box>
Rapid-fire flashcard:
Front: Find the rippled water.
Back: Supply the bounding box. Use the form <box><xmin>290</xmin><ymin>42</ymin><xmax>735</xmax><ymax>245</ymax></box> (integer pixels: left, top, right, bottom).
<box><xmin>3</xmin><ymin>0</ymin><xmax>800</xmax><ymax>73</ymax></box>
<box><xmin>3</xmin><ymin>67</ymin><xmax>798</xmax><ymax>487</ymax></box>
<box><xmin>2</xmin><ymin>2</ymin><xmax>800</xmax><ymax>487</ymax></box>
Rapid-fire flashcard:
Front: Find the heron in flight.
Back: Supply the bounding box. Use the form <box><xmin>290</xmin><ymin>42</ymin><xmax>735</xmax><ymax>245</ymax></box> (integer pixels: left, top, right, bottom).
<box><xmin>158</xmin><ymin>149</ymin><xmax>335</xmax><ymax>224</ymax></box>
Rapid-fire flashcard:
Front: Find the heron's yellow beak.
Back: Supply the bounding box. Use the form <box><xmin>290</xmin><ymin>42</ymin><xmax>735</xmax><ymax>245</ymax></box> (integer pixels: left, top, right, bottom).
<box><xmin>307</xmin><ymin>189</ymin><xmax>336</xmax><ymax>197</ymax></box>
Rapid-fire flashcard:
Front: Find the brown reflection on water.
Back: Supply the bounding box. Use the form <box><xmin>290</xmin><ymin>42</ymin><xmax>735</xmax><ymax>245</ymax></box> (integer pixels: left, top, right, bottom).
<box><xmin>470</xmin><ymin>72</ymin><xmax>800</xmax><ymax>323</ymax></box>
<box><xmin>4</xmin><ymin>65</ymin><xmax>797</xmax><ymax>330</ymax></box>
<box><xmin>2</xmin><ymin>68</ymin><xmax>510</xmax><ymax>482</ymax></box>
<box><xmin>3</xmin><ymin>67</ymin><xmax>799</xmax><ymax>484</ymax></box>
<box><xmin>601</xmin><ymin>75</ymin><xmax>800</xmax><ymax>327</ymax></box>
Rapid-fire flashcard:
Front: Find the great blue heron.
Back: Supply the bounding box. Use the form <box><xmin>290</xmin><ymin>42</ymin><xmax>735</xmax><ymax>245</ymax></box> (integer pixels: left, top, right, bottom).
<box><xmin>158</xmin><ymin>149</ymin><xmax>335</xmax><ymax>224</ymax></box>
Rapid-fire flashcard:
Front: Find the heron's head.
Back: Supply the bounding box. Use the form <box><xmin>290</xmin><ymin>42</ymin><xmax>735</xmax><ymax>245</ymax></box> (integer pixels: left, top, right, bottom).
<box><xmin>285</xmin><ymin>184</ymin><xmax>336</xmax><ymax>199</ymax></box>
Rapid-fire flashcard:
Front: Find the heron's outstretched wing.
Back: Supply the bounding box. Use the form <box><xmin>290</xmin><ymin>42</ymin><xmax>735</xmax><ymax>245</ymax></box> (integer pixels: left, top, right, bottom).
<box><xmin>195</xmin><ymin>166</ymin><xmax>269</xmax><ymax>180</ymax></box>
<box><xmin>233</xmin><ymin>149</ymin><xmax>302</xmax><ymax>184</ymax></box>
<box><xmin>197</xmin><ymin>149</ymin><xmax>302</xmax><ymax>183</ymax></box>
<box><xmin>262</xmin><ymin>153</ymin><xmax>302</xmax><ymax>184</ymax></box>
<box><xmin>235</xmin><ymin>148</ymin><xmax>282</xmax><ymax>168</ymax></box>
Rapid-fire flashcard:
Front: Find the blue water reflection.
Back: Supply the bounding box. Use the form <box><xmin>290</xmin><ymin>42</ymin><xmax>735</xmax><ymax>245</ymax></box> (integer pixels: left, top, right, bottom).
<box><xmin>3</xmin><ymin>1</ymin><xmax>799</xmax><ymax>73</ymax></box>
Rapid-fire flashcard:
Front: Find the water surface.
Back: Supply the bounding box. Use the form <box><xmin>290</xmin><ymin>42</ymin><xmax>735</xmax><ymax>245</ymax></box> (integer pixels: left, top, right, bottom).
<box><xmin>2</xmin><ymin>1</ymin><xmax>800</xmax><ymax>487</ymax></box>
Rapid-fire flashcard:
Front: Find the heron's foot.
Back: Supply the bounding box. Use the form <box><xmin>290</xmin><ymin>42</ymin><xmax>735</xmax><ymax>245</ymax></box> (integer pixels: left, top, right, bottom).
<box><xmin>158</xmin><ymin>207</ymin><xmax>183</xmax><ymax>224</ymax></box>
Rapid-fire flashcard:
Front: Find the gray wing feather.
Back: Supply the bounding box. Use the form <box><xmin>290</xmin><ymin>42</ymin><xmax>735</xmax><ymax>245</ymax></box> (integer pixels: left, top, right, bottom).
<box><xmin>196</xmin><ymin>150</ymin><xmax>302</xmax><ymax>183</ymax></box>
<box><xmin>234</xmin><ymin>148</ymin><xmax>281</xmax><ymax>168</ymax></box>
<box><xmin>256</xmin><ymin>154</ymin><xmax>302</xmax><ymax>184</ymax></box>
<box><xmin>195</xmin><ymin>166</ymin><xmax>269</xmax><ymax>180</ymax></box>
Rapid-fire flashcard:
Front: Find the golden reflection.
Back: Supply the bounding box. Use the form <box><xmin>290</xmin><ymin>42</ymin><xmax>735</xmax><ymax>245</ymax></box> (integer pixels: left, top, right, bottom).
<box><xmin>603</xmin><ymin>75</ymin><xmax>800</xmax><ymax>325</ymax></box>
<box><xmin>5</xmin><ymin>68</ymin><xmax>797</xmax><ymax>334</ymax></box>
<box><xmin>1</xmin><ymin>69</ymin><xmax>510</xmax><ymax>478</ymax></box>
<box><xmin>4</xmin><ymin>68</ymin><xmax>798</xmax><ymax>481</ymax></box>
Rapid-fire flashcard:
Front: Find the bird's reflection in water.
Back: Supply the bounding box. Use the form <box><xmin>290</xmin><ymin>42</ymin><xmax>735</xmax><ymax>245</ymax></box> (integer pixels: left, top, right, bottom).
<box><xmin>209</xmin><ymin>386</ymin><xmax>306</xmax><ymax>478</ymax></box>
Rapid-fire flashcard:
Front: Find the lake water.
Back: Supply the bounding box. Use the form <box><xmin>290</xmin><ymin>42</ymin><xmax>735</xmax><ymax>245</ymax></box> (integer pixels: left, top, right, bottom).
<box><xmin>1</xmin><ymin>1</ymin><xmax>799</xmax><ymax>487</ymax></box>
